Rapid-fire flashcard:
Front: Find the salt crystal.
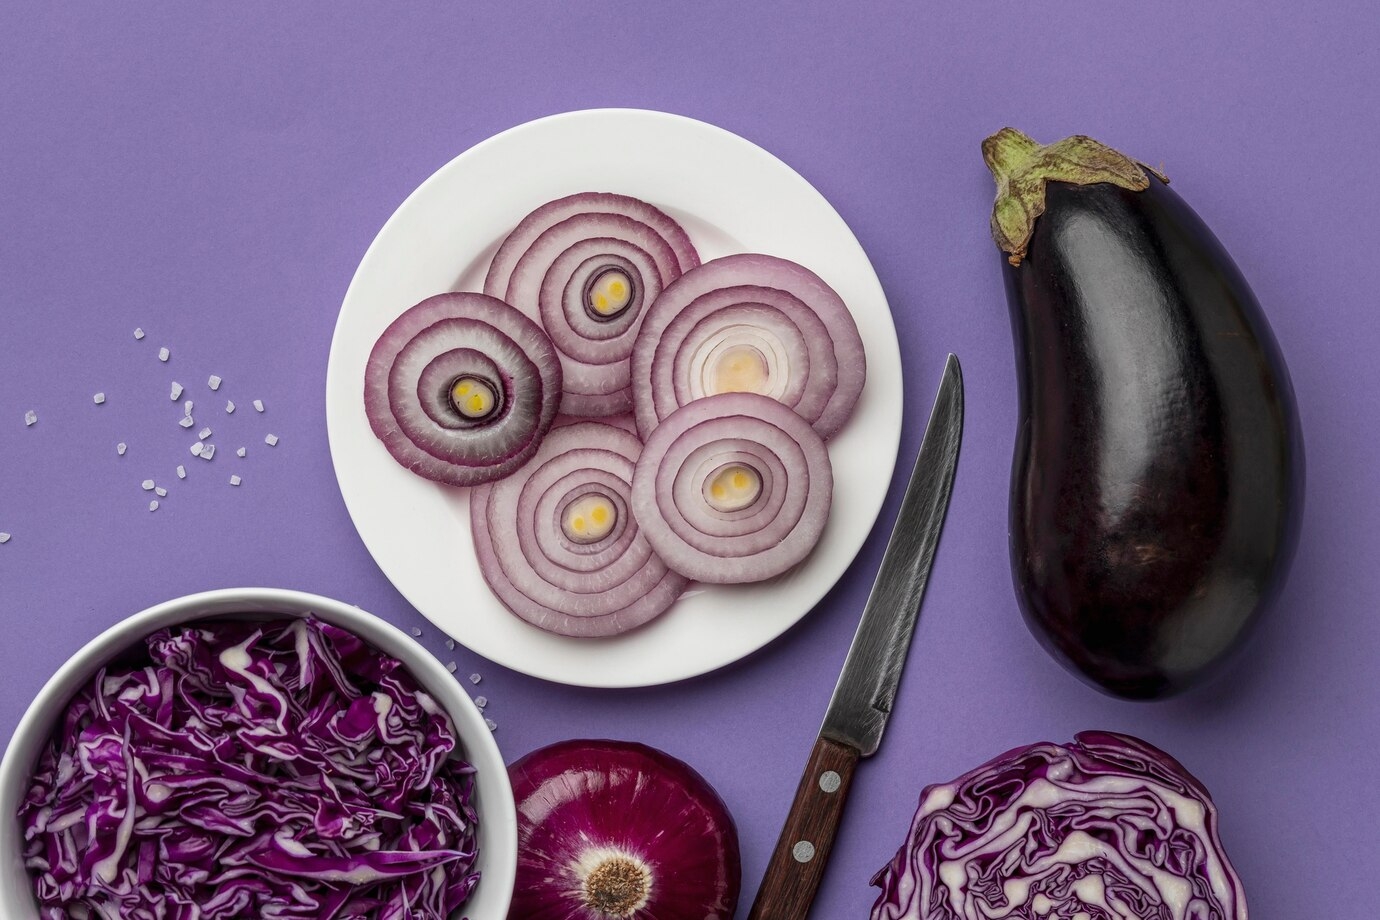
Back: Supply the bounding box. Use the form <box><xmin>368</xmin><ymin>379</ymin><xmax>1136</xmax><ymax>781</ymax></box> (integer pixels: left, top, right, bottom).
<box><xmin>236</xmin><ymin>447</ymin><xmax>246</xmax><ymax>458</ymax></box>
<box><xmin>0</xmin><ymin>533</ymin><xmax>11</xmax><ymax>544</ymax></box>
<box><xmin>445</xmin><ymin>638</ymin><xmax>455</xmax><ymax>650</ymax></box>
<box><xmin>265</xmin><ymin>434</ymin><xmax>279</xmax><ymax>447</ymax></box>
<box><xmin>133</xmin><ymin>328</ymin><xmax>145</xmax><ymax>340</ymax></box>
<box><xmin>446</xmin><ymin>661</ymin><xmax>457</xmax><ymax>673</ymax></box>
<box><xmin>199</xmin><ymin>444</ymin><xmax>216</xmax><ymax>461</ymax></box>
<box><xmin>469</xmin><ymin>673</ymin><xmax>481</xmax><ymax>685</ymax></box>
<box><xmin>183</xmin><ymin>400</ymin><xmax>194</xmax><ymax>416</ymax></box>
<box><xmin>117</xmin><ymin>442</ymin><xmax>127</xmax><ymax>456</ymax></box>
<box><xmin>93</xmin><ymin>393</ymin><xmax>106</xmax><ymax>405</ymax></box>
<box><xmin>410</xmin><ymin>627</ymin><xmax>422</xmax><ymax>637</ymax></box>
<box><xmin>198</xmin><ymin>427</ymin><xmax>212</xmax><ymax>440</ymax></box>
<box><xmin>229</xmin><ymin>475</ymin><xmax>241</xmax><ymax>486</ymax></box>
<box><xmin>225</xmin><ymin>400</ymin><xmax>235</xmax><ymax>414</ymax></box>
<box><xmin>149</xmin><ymin>500</ymin><xmax>159</xmax><ymax>512</ymax></box>
<box><xmin>253</xmin><ymin>399</ymin><xmax>265</xmax><ymax>413</ymax></box>
<box><xmin>176</xmin><ymin>465</ymin><xmax>186</xmax><ymax>480</ymax></box>
<box><xmin>474</xmin><ymin>696</ymin><xmax>488</xmax><ymax>709</ymax></box>
<box><xmin>141</xmin><ymin>480</ymin><xmax>155</xmax><ymax>491</ymax></box>
<box><xmin>24</xmin><ymin>410</ymin><xmax>37</xmax><ymax>426</ymax></box>
<box><xmin>155</xmin><ymin>487</ymin><xmax>167</xmax><ymax>497</ymax></box>
<box><xmin>171</xmin><ymin>382</ymin><xmax>183</xmax><ymax>401</ymax></box>
<box><xmin>190</xmin><ymin>442</ymin><xmax>204</xmax><ymax>457</ymax></box>
<box><xmin>178</xmin><ymin>416</ymin><xmax>194</xmax><ymax>429</ymax></box>
<box><xmin>208</xmin><ymin>375</ymin><xmax>222</xmax><ymax>391</ymax></box>
<box><xmin>158</xmin><ymin>347</ymin><xmax>169</xmax><ymax>362</ymax></box>
<box><xmin>484</xmin><ymin>718</ymin><xmax>497</xmax><ymax>731</ymax></box>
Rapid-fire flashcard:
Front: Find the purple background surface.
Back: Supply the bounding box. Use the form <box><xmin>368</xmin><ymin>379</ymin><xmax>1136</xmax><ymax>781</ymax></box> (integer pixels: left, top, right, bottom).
<box><xmin>2</xmin><ymin>3</ymin><xmax>1377</xmax><ymax>916</ymax></box>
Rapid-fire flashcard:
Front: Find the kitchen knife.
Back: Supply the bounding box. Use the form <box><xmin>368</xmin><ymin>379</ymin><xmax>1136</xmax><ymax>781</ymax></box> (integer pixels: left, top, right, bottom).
<box><xmin>746</xmin><ymin>353</ymin><xmax>964</xmax><ymax>920</ymax></box>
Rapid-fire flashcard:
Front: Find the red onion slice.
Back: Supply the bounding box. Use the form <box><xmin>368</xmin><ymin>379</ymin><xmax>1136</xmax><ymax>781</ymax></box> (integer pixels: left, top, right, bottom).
<box><xmin>632</xmin><ymin>394</ymin><xmax>833</xmax><ymax>584</ymax></box>
<box><xmin>364</xmin><ymin>293</ymin><xmax>562</xmax><ymax>486</ymax></box>
<box><xmin>631</xmin><ymin>253</ymin><xmax>866</xmax><ymax>440</ymax></box>
<box><xmin>470</xmin><ymin>422</ymin><xmax>687</xmax><ymax>638</ymax></box>
<box><xmin>485</xmin><ymin>194</ymin><xmax>700</xmax><ymax>418</ymax></box>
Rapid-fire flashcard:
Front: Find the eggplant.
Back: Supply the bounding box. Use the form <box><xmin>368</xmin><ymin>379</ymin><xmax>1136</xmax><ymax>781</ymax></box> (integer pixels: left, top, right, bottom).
<box><xmin>984</xmin><ymin>128</ymin><xmax>1303</xmax><ymax>699</ymax></box>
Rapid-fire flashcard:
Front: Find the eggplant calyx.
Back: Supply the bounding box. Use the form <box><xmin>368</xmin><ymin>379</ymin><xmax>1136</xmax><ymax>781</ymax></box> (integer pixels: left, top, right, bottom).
<box><xmin>982</xmin><ymin>128</ymin><xmax>1156</xmax><ymax>266</ymax></box>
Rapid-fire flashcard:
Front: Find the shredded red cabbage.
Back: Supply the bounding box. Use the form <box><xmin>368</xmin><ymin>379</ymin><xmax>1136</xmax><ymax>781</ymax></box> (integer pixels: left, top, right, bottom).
<box><xmin>18</xmin><ymin>617</ymin><xmax>481</xmax><ymax>920</ymax></box>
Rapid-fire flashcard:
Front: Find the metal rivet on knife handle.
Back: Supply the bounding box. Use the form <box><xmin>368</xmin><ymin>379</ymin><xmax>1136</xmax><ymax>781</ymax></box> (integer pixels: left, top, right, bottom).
<box><xmin>818</xmin><ymin>771</ymin><xmax>841</xmax><ymax>793</ymax></box>
<box><xmin>792</xmin><ymin>841</ymin><xmax>816</xmax><ymax>864</ymax></box>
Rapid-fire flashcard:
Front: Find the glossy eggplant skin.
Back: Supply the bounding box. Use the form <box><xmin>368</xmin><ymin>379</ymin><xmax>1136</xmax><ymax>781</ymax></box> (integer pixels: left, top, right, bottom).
<box><xmin>1004</xmin><ymin>176</ymin><xmax>1303</xmax><ymax>699</ymax></box>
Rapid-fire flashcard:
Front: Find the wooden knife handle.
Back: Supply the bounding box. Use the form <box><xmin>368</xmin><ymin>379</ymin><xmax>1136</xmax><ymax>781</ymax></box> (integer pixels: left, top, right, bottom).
<box><xmin>747</xmin><ymin>736</ymin><xmax>861</xmax><ymax>920</ymax></box>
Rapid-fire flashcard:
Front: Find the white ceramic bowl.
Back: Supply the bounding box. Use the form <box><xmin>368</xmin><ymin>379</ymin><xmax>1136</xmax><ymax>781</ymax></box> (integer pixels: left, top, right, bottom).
<box><xmin>0</xmin><ymin>588</ymin><xmax>516</xmax><ymax>918</ymax></box>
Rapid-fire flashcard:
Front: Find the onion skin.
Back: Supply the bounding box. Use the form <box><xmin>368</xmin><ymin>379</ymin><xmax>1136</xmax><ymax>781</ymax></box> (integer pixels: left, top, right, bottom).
<box><xmin>987</xmin><ymin>129</ymin><xmax>1303</xmax><ymax>698</ymax></box>
<box><xmin>870</xmin><ymin>731</ymin><xmax>1247</xmax><ymax>920</ymax></box>
<box><xmin>364</xmin><ymin>292</ymin><xmax>562</xmax><ymax>487</ymax></box>
<box><xmin>508</xmin><ymin>740</ymin><xmax>741</xmax><ymax>920</ymax></box>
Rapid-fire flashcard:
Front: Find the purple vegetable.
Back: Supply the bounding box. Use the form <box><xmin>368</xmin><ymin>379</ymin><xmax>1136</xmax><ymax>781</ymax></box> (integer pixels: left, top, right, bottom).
<box><xmin>508</xmin><ymin>739</ymin><xmax>740</xmax><ymax>920</ymax></box>
<box><xmin>631</xmin><ymin>393</ymin><xmax>833</xmax><ymax>584</ymax></box>
<box><xmin>871</xmin><ymin>731</ymin><xmax>1247</xmax><ymax>920</ymax></box>
<box><xmin>484</xmin><ymin>192</ymin><xmax>700</xmax><ymax>417</ymax></box>
<box><xmin>365</xmin><ymin>292</ymin><xmax>563</xmax><ymax>486</ymax></box>
<box><xmin>470</xmin><ymin>420</ymin><xmax>687</xmax><ymax>637</ymax></box>
<box><xmin>630</xmin><ymin>253</ymin><xmax>866</xmax><ymax>441</ymax></box>
<box><xmin>19</xmin><ymin>618</ymin><xmax>481</xmax><ymax>920</ymax></box>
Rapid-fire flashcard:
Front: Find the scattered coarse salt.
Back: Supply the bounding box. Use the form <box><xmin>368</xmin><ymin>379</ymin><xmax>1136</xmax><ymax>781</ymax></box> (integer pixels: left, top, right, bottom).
<box><xmin>93</xmin><ymin>392</ymin><xmax>106</xmax><ymax>405</ymax></box>
<box><xmin>176</xmin><ymin>465</ymin><xmax>186</xmax><ymax>480</ymax></box>
<box><xmin>225</xmin><ymin>400</ymin><xmax>235</xmax><ymax>414</ymax></box>
<box><xmin>265</xmin><ymin>433</ymin><xmax>279</xmax><ymax>447</ymax></box>
<box><xmin>199</xmin><ymin>444</ymin><xmax>216</xmax><ymax>461</ymax></box>
<box><xmin>253</xmin><ymin>399</ymin><xmax>265</xmax><ymax>413</ymax></box>
<box><xmin>178</xmin><ymin>416</ymin><xmax>195</xmax><ymax>429</ymax></box>
<box><xmin>117</xmin><ymin>442</ymin><xmax>128</xmax><ymax>456</ymax></box>
<box><xmin>446</xmin><ymin>661</ymin><xmax>457</xmax><ymax>673</ymax></box>
<box><xmin>183</xmin><ymin>400</ymin><xmax>194</xmax><ymax>416</ymax></box>
<box><xmin>198</xmin><ymin>427</ymin><xmax>212</xmax><ymax>440</ymax></box>
<box><xmin>141</xmin><ymin>480</ymin><xmax>155</xmax><ymax>491</ymax></box>
<box><xmin>158</xmin><ymin>347</ymin><xmax>170</xmax><ymax>362</ymax></box>
<box><xmin>474</xmin><ymin>696</ymin><xmax>488</xmax><ymax>709</ymax></box>
<box><xmin>133</xmin><ymin>328</ymin><xmax>145</xmax><ymax>340</ymax></box>
<box><xmin>149</xmin><ymin>500</ymin><xmax>159</xmax><ymax>512</ymax></box>
<box><xmin>208</xmin><ymin>375</ymin><xmax>222</xmax><ymax>391</ymax></box>
<box><xmin>171</xmin><ymin>382</ymin><xmax>184</xmax><ymax>401</ymax></box>
<box><xmin>469</xmin><ymin>673</ymin><xmax>481</xmax><ymax>685</ymax></box>
<box><xmin>410</xmin><ymin>627</ymin><xmax>422</xmax><ymax>637</ymax></box>
<box><xmin>236</xmin><ymin>447</ymin><xmax>246</xmax><ymax>458</ymax></box>
<box><xmin>445</xmin><ymin>638</ymin><xmax>455</xmax><ymax>650</ymax></box>
<box><xmin>24</xmin><ymin>410</ymin><xmax>37</xmax><ymax>427</ymax></box>
<box><xmin>229</xmin><ymin>475</ymin><xmax>241</xmax><ymax>486</ymax></box>
<box><xmin>0</xmin><ymin>533</ymin><xmax>11</xmax><ymax>544</ymax></box>
<box><xmin>155</xmin><ymin>487</ymin><xmax>167</xmax><ymax>497</ymax></box>
<box><xmin>190</xmin><ymin>442</ymin><xmax>204</xmax><ymax>457</ymax></box>
<box><xmin>484</xmin><ymin>718</ymin><xmax>497</xmax><ymax>732</ymax></box>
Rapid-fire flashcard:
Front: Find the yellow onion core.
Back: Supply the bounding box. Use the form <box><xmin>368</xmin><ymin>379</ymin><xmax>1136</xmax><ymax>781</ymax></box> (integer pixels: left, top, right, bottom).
<box><xmin>562</xmin><ymin>493</ymin><xmax>618</xmax><ymax>544</ymax></box>
<box><xmin>587</xmin><ymin>269</ymin><xmax>634</xmax><ymax>319</ymax></box>
<box><xmin>449</xmin><ymin>375</ymin><xmax>499</xmax><ymax>421</ymax></box>
<box><xmin>706</xmin><ymin>344</ymin><xmax>771</xmax><ymax>395</ymax></box>
<box><xmin>704</xmin><ymin>463</ymin><xmax>762</xmax><ymax>512</ymax></box>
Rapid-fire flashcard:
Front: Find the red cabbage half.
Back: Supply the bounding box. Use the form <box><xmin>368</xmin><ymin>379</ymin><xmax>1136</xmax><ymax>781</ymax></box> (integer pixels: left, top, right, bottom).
<box><xmin>871</xmin><ymin>731</ymin><xmax>1246</xmax><ymax>920</ymax></box>
<box><xmin>18</xmin><ymin>617</ymin><xmax>481</xmax><ymax>920</ymax></box>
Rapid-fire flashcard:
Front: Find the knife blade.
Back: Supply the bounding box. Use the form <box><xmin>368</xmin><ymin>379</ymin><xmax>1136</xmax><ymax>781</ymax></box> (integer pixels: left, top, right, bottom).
<box><xmin>746</xmin><ymin>354</ymin><xmax>964</xmax><ymax>920</ymax></box>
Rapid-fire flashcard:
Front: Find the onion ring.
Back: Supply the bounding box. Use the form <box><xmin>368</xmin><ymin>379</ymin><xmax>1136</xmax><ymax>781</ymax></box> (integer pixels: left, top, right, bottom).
<box><xmin>470</xmin><ymin>421</ymin><xmax>688</xmax><ymax>637</ymax></box>
<box><xmin>632</xmin><ymin>393</ymin><xmax>833</xmax><ymax>584</ymax></box>
<box><xmin>364</xmin><ymin>292</ymin><xmax>562</xmax><ymax>486</ymax></box>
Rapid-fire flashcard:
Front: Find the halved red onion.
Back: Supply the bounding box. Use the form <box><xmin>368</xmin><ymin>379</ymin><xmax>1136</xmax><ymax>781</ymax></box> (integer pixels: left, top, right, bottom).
<box><xmin>484</xmin><ymin>193</ymin><xmax>700</xmax><ymax>417</ymax></box>
<box><xmin>632</xmin><ymin>393</ymin><xmax>833</xmax><ymax>584</ymax></box>
<box><xmin>630</xmin><ymin>253</ymin><xmax>866</xmax><ymax>441</ymax></box>
<box><xmin>365</xmin><ymin>293</ymin><xmax>562</xmax><ymax>486</ymax></box>
<box><xmin>470</xmin><ymin>421</ymin><xmax>688</xmax><ymax>637</ymax></box>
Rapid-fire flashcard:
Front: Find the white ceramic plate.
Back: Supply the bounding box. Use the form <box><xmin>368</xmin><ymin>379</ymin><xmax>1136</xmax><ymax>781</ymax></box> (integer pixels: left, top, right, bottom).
<box><xmin>326</xmin><ymin>109</ymin><xmax>902</xmax><ymax>687</ymax></box>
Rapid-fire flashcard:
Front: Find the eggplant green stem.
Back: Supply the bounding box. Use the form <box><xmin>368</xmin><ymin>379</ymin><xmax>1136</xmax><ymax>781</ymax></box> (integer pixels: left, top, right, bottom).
<box><xmin>982</xmin><ymin>128</ymin><xmax>1162</xmax><ymax>266</ymax></box>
